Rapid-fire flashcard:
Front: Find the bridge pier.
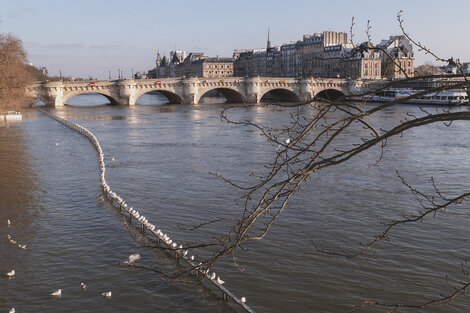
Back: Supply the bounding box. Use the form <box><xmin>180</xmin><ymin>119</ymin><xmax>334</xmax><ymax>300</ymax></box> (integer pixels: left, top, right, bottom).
<box><xmin>245</xmin><ymin>77</ymin><xmax>262</xmax><ymax>103</ymax></box>
<box><xmin>183</xmin><ymin>77</ymin><xmax>199</xmax><ymax>104</ymax></box>
<box><xmin>300</xmin><ymin>78</ymin><xmax>314</xmax><ymax>102</ymax></box>
<box><xmin>117</xmin><ymin>80</ymin><xmax>136</xmax><ymax>106</ymax></box>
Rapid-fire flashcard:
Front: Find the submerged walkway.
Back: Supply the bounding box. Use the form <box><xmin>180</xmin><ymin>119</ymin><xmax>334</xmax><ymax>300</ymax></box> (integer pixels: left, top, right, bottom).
<box><xmin>36</xmin><ymin>107</ymin><xmax>255</xmax><ymax>313</ymax></box>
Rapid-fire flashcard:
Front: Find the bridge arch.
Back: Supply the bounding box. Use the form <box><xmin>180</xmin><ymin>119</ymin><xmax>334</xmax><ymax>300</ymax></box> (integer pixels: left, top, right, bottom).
<box><xmin>64</xmin><ymin>91</ymin><xmax>120</xmax><ymax>106</ymax></box>
<box><xmin>260</xmin><ymin>88</ymin><xmax>300</xmax><ymax>103</ymax></box>
<box><xmin>197</xmin><ymin>87</ymin><xmax>245</xmax><ymax>104</ymax></box>
<box><xmin>134</xmin><ymin>89</ymin><xmax>184</xmax><ymax>105</ymax></box>
<box><xmin>314</xmin><ymin>89</ymin><xmax>345</xmax><ymax>102</ymax></box>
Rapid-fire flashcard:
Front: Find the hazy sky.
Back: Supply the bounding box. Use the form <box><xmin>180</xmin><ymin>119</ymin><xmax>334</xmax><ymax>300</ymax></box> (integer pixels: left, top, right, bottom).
<box><xmin>0</xmin><ymin>0</ymin><xmax>468</xmax><ymax>79</ymax></box>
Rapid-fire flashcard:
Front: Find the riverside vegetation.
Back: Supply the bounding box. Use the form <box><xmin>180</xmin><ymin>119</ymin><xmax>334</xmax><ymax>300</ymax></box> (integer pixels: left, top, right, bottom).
<box><xmin>0</xmin><ymin>33</ymin><xmax>45</xmax><ymax>112</ymax></box>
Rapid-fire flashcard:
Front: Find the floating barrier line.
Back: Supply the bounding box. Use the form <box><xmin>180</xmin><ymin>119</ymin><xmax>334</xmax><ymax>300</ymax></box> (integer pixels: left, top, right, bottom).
<box><xmin>35</xmin><ymin>107</ymin><xmax>255</xmax><ymax>313</ymax></box>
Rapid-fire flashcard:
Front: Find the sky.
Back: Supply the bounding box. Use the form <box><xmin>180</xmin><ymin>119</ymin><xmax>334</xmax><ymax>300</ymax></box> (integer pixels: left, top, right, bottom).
<box><xmin>0</xmin><ymin>0</ymin><xmax>468</xmax><ymax>79</ymax></box>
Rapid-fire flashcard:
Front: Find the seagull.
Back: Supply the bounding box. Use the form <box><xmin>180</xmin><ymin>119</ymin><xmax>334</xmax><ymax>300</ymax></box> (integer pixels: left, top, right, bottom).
<box><xmin>190</xmin><ymin>255</ymin><xmax>194</xmax><ymax>261</ymax></box>
<box><xmin>18</xmin><ymin>244</ymin><xmax>27</xmax><ymax>249</ymax></box>
<box><xmin>285</xmin><ymin>138</ymin><xmax>291</xmax><ymax>145</ymax></box>
<box><xmin>9</xmin><ymin>308</ymin><xmax>15</xmax><ymax>313</ymax></box>
<box><xmin>111</xmin><ymin>157</ymin><xmax>115</xmax><ymax>161</ymax></box>
<box><xmin>171</xmin><ymin>243</ymin><xmax>177</xmax><ymax>248</ymax></box>
<box><xmin>6</xmin><ymin>270</ymin><xmax>15</xmax><ymax>278</ymax></box>
<box><xmin>124</xmin><ymin>253</ymin><xmax>141</xmax><ymax>264</ymax></box>
<box><xmin>217</xmin><ymin>277</ymin><xmax>225</xmax><ymax>285</ymax></box>
<box><xmin>55</xmin><ymin>142</ymin><xmax>59</xmax><ymax>146</ymax></box>
<box><xmin>81</xmin><ymin>282</ymin><xmax>86</xmax><ymax>290</ymax></box>
<box><xmin>241</xmin><ymin>297</ymin><xmax>246</xmax><ymax>303</ymax></box>
<box><xmin>210</xmin><ymin>272</ymin><xmax>216</xmax><ymax>280</ymax></box>
<box><xmin>51</xmin><ymin>289</ymin><xmax>61</xmax><ymax>297</ymax></box>
<box><xmin>183</xmin><ymin>250</ymin><xmax>188</xmax><ymax>257</ymax></box>
<box><xmin>10</xmin><ymin>239</ymin><xmax>17</xmax><ymax>244</ymax></box>
<box><xmin>102</xmin><ymin>291</ymin><xmax>112</xmax><ymax>298</ymax></box>
<box><xmin>7</xmin><ymin>235</ymin><xmax>11</xmax><ymax>240</ymax></box>
<box><xmin>7</xmin><ymin>219</ymin><xmax>11</xmax><ymax>227</ymax></box>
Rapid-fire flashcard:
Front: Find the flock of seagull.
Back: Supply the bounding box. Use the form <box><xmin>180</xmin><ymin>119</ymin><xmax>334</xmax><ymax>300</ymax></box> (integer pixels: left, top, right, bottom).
<box><xmin>5</xmin><ymin>218</ymin><xmax>113</xmax><ymax>313</ymax></box>
<box><xmin>27</xmin><ymin>108</ymin><xmax>250</xmax><ymax>311</ymax></box>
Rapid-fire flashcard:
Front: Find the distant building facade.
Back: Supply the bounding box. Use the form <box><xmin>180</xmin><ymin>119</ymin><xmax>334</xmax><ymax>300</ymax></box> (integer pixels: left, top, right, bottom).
<box><xmin>148</xmin><ymin>50</ymin><xmax>234</xmax><ymax>78</ymax></box>
<box><xmin>377</xmin><ymin>35</ymin><xmax>414</xmax><ymax>79</ymax></box>
<box><xmin>233</xmin><ymin>31</ymin><xmax>383</xmax><ymax>79</ymax></box>
<box><xmin>144</xmin><ymin>31</ymin><xmax>414</xmax><ymax>80</ymax></box>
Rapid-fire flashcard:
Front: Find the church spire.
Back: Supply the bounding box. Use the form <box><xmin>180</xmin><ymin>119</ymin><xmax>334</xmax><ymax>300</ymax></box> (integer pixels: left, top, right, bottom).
<box><xmin>156</xmin><ymin>50</ymin><xmax>162</xmax><ymax>67</ymax></box>
<box><xmin>267</xmin><ymin>27</ymin><xmax>271</xmax><ymax>49</ymax></box>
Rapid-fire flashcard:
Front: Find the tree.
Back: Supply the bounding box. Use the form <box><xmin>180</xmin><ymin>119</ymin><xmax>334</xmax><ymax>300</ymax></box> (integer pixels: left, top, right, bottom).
<box><xmin>0</xmin><ymin>33</ymin><xmax>44</xmax><ymax>111</ymax></box>
<box><xmin>415</xmin><ymin>61</ymin><xmax>442</xmax><ymax>76</ymax></box>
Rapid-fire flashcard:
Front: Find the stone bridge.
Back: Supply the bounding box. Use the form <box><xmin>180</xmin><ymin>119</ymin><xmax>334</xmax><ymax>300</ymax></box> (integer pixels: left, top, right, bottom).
<box><xmin>32</xmin><ymin>76</ymin><xmax>367</xmax><ymax>107</ymax></box>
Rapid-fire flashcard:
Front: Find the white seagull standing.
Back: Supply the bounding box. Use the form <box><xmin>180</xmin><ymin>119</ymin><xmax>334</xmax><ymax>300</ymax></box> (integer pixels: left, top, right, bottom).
<box><xmin>102</xmin><ymin>291</ymin><xmax>112</xmax><ymax>298</ymax></box>
<box><xmin>217</xmin><ymin>277</ymin><xmax>225</xmax><ymax>285</ymax></box>
<box><xmin>51</xmin><ymin>289</ymin><xmax>62</xmax><ymax>297</ymax></box>
<box><xmin>6</xmin><ymin>270</ymin><xmax>15</xmax><ymax>278</ymax></box>
<box><xmin>9</xmin><ymin>308</ymin><xmax>15</xmax><ymax>313</ymax></box>
<box><xmin>18</xmin><ymin>244</ymin><xmax>27</xmax><ymax>250</ymax></box>
<box><xmin>210</xmin><ymin>272</ymin><xmax>216</xmax><ymax>280</ymax></box>
<box><xmin>7</xmin><ymin>219</ymin><xmax>11</xmax><ymax>227</ymax></box>
<box><xmin>241</xmin><ymin>297</ymin><xmax>246</xmax><ymax>304</ymax></box>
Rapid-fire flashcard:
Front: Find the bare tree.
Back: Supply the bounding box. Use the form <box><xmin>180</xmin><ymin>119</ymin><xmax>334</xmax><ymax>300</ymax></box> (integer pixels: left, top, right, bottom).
<box><xmin>0</xmin><ymin>33</ymin><xmax>43</xmax><ymax>111</ymax></box>
<box><xmin>415</xmin><ymin>61</ymin><xmax>442</xmax><ymax>76</ymax></box>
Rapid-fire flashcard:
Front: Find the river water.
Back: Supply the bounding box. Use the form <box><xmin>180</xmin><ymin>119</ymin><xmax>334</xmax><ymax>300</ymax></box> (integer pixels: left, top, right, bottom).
<box><xmin>1</xmin><ymin>93</ymin><xmax>470</xmax><ymax>312</ymax></box>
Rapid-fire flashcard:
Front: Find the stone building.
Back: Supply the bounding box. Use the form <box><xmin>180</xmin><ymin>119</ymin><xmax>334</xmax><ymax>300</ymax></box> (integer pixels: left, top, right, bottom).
<box><xmin>377</xmin><ymin>35</ymin><xmax>414</xmax><ymax>79</ymax></box>
<box><xmin>234</xmin><ymin>31</ymin><xmax>356</xmax><ymax>78</ymax></box>
<box><xmin>147</xmin><ymin>31</ymin><xmax>410</xmax><ymax>81</ymax></box>
<box><xmin>324</xmin><ymin>42</ymin><xmax>382</xmax><ymax>79</ymax></box>
<box><xmin>149</xmin><ymin>50</ymin><xmax>234</xmax><ymax>78</ymax></box>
